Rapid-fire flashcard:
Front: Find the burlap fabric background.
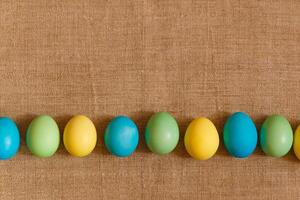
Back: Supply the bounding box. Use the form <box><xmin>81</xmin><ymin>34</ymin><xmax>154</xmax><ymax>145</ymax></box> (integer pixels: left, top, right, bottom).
<box><xmin>0</xmin><ymin>0</ymin><xmax>299</xmax><ymax>199</ymax></box>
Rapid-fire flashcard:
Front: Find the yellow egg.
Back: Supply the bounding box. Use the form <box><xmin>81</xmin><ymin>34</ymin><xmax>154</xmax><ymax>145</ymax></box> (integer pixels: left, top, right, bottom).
<box><xmin>293</xmin><ymin>125</ymin><xmax>300</xmax><ymax>160</ymax></box>
<box><xmin>63</xmin><ymin>115</ymin><xmax>97</xmax><ymax>157</ymax></box>
<box><xmin>184</xmin><ymin>118</ymin><xmax>219</xmax><ymax>160</ymax></box>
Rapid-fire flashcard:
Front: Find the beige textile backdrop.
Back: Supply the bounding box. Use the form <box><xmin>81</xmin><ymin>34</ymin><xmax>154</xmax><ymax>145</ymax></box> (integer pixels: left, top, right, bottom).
<box><xmin>0</xmin><ymin>0</ymin><xmax>299</xmax><ymax>199</ymax></box>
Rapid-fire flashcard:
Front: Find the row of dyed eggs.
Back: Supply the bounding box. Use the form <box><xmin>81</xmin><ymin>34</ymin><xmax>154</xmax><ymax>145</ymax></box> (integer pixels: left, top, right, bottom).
<box><xmin>1</xmin><ymin>112</ymin><xmax>300</xmax><ymax>160</ymax></box>
<box><xmin>187</xmin><ymin>112</ymin><xmax>297</xmax><ymax>159</ymax></box>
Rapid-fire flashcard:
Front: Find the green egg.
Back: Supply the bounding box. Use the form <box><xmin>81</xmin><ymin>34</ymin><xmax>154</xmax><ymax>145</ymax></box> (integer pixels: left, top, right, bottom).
<box><xmin>145</xmin><ymin>112</ymin><xmax>179</xmax><ymax>155</ymax></box>
<box><xmin>26</xmin><ymin>115</ymin><xmax>60</xmax><ymax>157</ymax></box>
<box><xmin>260</xmin><ymin>115</ymin><xmax>293</xmax><ymax>157</ymax></box>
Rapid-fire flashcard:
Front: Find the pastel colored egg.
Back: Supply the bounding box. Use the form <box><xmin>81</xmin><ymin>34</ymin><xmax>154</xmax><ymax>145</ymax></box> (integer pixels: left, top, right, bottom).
<box><xmin>223</xmin><ymin>112</ymin><xmax>257</xmax><ymax>158</ymax></box>
<box><xmin>63</xmin><ymin>115</ymin><xmax>97</xmax><ymax>157</ymax></box>
<box><xmin>26</xmin><ymin>115</ymin><xmax>60</xmax><ymax>157</ymax></box>
<box><xmin>293</xmin><ymin>125</ymin><xmax>300</xmax><ymax>160</ymax></box>
<box><xmin>260</xmin><ymin>115</ymin><xmax>293</xmax><ymax>157</ymax></box>
<box><xmin>184</xmin><ymin>117</ymin><xmax>219</xmax><ymax>160</ymax></box>
<box><xmin>104</xmin><ymin>116</ymin><xmax>139</xmax><ymax>157</ymax></box>
<box><xmin>145</xmin><ymin>112</ymin><xmax>179</xmax><ymax>155</ymax></box>
<box><xmin>0</xmin><ymin>117</ymin><xmax>20</xmax><ymax>160</ymax></box>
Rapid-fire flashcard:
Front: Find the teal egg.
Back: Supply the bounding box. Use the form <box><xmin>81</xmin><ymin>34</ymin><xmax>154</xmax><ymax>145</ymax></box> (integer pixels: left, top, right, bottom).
<box><xmin>223</xmin><ymin>112</ymin><xmax>257</xmax><ymax>158</ymax></box>
<box><xmin>104</xmin><ymin>116</ymin><xmax>139</xmax><ymax>157</ymax></box>
<box><xmin>0</xmin><ymin>117</ymin><xmax>20</xmax><ymax>160</ymax></box>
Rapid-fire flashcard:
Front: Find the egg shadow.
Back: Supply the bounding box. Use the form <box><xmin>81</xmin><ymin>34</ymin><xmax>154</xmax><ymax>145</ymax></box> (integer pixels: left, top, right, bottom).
<box><xmin>92</xmin><ymin>114</ymin><xmax>114</xmax><ymax>157</ymax></box>
<box><xmin>14</xmin><ymin>114</ymin><xmax>36</xmax><ymax>156</ymax></box>
<box><xmin>282</xmin><ymin>116</ymin><xmax>299</xmax><ymax>163</ymax></box>
<box><xmin>208</xmin><ymin>111</ymin><xmax>232</xmax><ymax>158</ymax></box>
<box><xmin>173</xmin><ymin>116</ymin><xmax>193</xmax><ymax>158</ymax></box>
<box><xmin>130</xmin><ymin>111</ymin><xmax>154</xmax><ymax>155</ymax></box>
<box><xmin>53</xmin><ymin>115</ymin><xmax>73</xmax><ymax>156</ymax></box>
<box><xmin>252</xmin><ymin>113</ymin><xmax>268</xmax><ymax>158</ymax></box>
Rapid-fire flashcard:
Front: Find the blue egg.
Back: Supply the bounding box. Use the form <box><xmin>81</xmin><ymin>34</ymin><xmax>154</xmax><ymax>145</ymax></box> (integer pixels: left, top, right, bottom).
<box><xmin>223</xmin><ymin>112</ymin><xmax>257</xmax><ymax>158</ymax></box>
<box><xmin>104</xmin><ymin>116</ymin><xmax>139</xmax><ymax>157</ymax></box>
<box><xmin>0</xmin><ymin>117</ymin><xmax>20</xmax><ymax>160</ymax></box>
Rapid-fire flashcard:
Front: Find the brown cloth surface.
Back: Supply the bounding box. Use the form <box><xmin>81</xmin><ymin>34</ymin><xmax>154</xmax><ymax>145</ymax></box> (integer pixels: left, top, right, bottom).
<box><xmin>0</xmin><ymin>0</ymin><xmax>300</xmax><ymax>199</ymax></box>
